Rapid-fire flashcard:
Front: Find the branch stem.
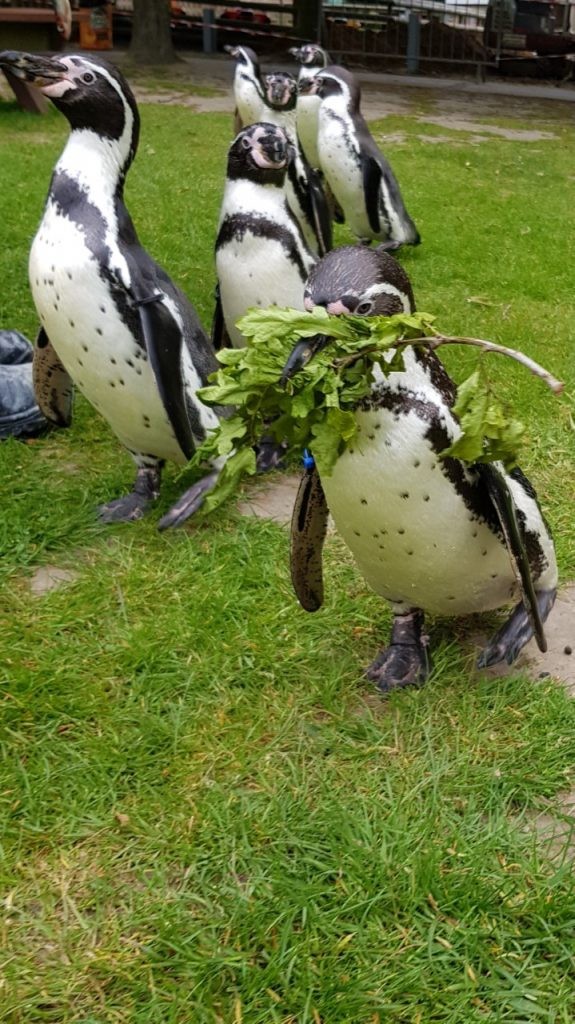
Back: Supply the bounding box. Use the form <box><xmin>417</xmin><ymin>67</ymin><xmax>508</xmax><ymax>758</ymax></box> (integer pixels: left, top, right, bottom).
<box><xmin>403</xmin><ymin>334</ymin><xmax>564</xmax><ymax>394</ymax></box>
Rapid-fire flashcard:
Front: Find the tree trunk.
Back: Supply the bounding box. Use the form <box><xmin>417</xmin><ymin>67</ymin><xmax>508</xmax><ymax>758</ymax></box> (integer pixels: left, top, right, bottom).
<box><xmin>293</xmin><ymin>0</ymin><xmax>322</xmax><ymax>41</ymax></box>
<box><xmin>129</xmin><ymin>0</ymin><xmax>177</xmax><ymax>64</ymax></box>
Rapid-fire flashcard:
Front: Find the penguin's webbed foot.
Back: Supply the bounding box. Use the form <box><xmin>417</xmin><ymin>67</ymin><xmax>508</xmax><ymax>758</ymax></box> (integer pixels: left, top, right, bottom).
<box><xmin>477</xmin><ymin>588</ymin><xmax>557</xmax><ymax>668</ymax></box>
<box><xmin>98</xmin><ymin>493</ymin><xmax>153</xmax><ymax>523</ymax></box>
<box><xmin>365</xmin><ymin>610</ymin><xmax>432</xmax><ymax>693</ymax></box>
<box><xmin>376</xmin><ymin>240</ymin><xmax>404</xmax><ymax>254</ymax></box>
<box><xmin>98</xmin><ymin>465</ymin><xmax>162</xmax><ymax>524</ymax></box>
<box><xmin>255</xmin><ymin>438</ymin><xmax>287</xmax><ymax>474</ymax></box>
<box><xmin>157</xmin><ymin>470</ymin><xmax>219</xmax><ymax>530</ymax></box>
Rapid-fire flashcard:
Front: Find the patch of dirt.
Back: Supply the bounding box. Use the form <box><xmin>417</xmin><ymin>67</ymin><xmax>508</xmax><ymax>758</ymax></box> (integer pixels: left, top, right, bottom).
<box><xmin>133</xmin><ymin>87</ymin><xmax>230</xmax><ymax>114</ymax></box>
<box><xmin>359</xmin><ymin>89</ymin><xmax>416</xmax><ymax>119</ymax></box>
<box><xmin>237</xmin><ymin>474</ymin><xmax>301</xmax><ymax>525</ymax></box>
<box><xmin>376</xmin><ymin>131</ymin><xmax>494</xmax><ymax>146</ymax></box>
<box><xmin>475</xmin><ymin>583</ymin><xmax>575</xmax><ymax>693</ymax></box>
<box><xmin>418</xmin><ymin>115</ymin><xmax>557</xmax><ymax>141</ymax></box>
<box><xmin>28</xmin><ymin>566</ymin><xmax>79</xmax><ymax>596</ymax></box>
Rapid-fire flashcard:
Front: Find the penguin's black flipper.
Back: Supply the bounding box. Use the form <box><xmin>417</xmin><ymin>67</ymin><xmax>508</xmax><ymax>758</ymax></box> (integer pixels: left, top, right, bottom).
<box><xmin>362</xmin><ymin>155</ymin><xmax>383</xmax><ymax>236</ymax></box>
<box><xmin>307</xmin><ymin>166</ymin><xmax>333</xmax><ymax>257</ymax></box>
<box><xmin>476</xmin><ymin>461</ymin><xmax>547</xmax><ymax>653</ymax></box>
<box><xmin>137</xmin><ymin>297</ymin><xmax>194</xmax><ymax>461</ymax></box>
<box><xmin>211</xmin><ymin>285</ymin><xmax>232</xmax><ymax>352</ymax></box>
<box><xmin>290</xmin><ymin>465</ymin><xmax>329</xmax><ymax>612</ymax></box>
<box><xmin>32</xmin><ymin>327</ymin><xmax>74</xmax><ymax>427</ymax></box>
<box><xmin>118</xmin><ymin>212</ymin><xmax>196</xmax><ymax>461</ymax></box>
<box><xmin>157</xmin><ymin>470</ymin><xmax>220</xmax><ymax>530</ymax></box>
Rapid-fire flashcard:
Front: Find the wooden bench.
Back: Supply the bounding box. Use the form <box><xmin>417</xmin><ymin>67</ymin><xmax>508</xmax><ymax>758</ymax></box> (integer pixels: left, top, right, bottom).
<box><xmin>0</xmin><ymin>6</ymin><xmax>66</xmax><ymax>112</ymax></box>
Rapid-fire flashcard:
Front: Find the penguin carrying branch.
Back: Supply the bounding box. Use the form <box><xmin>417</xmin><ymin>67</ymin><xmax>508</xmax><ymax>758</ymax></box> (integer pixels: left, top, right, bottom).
<box><xmin>305</xmin><ymin>66</ymin><xmax>420</xmax><ymax>251</ymax></box>
<box><xmin>0</xmin><ymin>50</ymin><xmax>222</xmax><ymax>523</ymax></box>
<box><xmin>282</xmin><ymin>245</ymin><xmax>557</xmax><ymax>690</ymax></box>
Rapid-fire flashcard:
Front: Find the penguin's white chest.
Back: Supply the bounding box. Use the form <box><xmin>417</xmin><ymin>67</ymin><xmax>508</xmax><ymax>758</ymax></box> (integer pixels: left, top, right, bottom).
<box><xmin>296</xmin><ymin>94</ymin><xmax>321</xmax><ymax>168</ymax></box>
<box><xmin>320</xmin><ymin>404</ymin><xmax>519</xmax><ymax>616</ymax></box>
<box><xmin>318</xmin><ymin>114</ymin><xmax>370</xmax><ymax>239</ymax></box>
<box><xmin>217</xmin><ymin>232</ymin><xmax>307</xmax><ymax>347</ymax></box>
<box><xmin>236</xmin><ymin>75</ymin><xmax>264</xmax><ymax>126</ymax></box>
<box><xmin>30</xmin><ymin>204</ymin><xmax>185</xmax><ymax>463</ymax></box>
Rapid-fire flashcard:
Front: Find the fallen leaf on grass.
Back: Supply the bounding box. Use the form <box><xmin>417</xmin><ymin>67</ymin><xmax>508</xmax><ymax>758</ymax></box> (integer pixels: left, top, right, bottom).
<box><xmin>466</xmin><ymin>295</ymin><xmax>501</xmax><ymax>307</ymax></box>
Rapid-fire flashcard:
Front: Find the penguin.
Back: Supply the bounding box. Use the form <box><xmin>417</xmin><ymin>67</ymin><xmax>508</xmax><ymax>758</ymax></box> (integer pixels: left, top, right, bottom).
<box><xmin>213</xmin><ymin>122</ymin><xmax>316</xmax><ymax>351</ymax></box>
<box><xmin>0</xmin><ymin>50</ymin><xmax>221</xmax><ymax>522</ymax></box>
<box><xmin>288</xmin><ymin>43</ymin><xmax>330</xmax><ymax>170</ymax></box>
<box><xmin>305</xmin><ymin>66</ymin><xmax>420</xmax><ymax>249</ymax></box>
<box><xmin>282</xmin><ymin>245</ymin><xmax>557</xmax><ymax>690</ymax></box>
<box><xmin>225</xmin><ymin>45</ymin><xmax>265</xmax><ymax>134</ymax></box>
<box><xmin>211</xmin><ymin>122</ymin><xmax>317</xmax><ymax>475</ymax></box>
<box><xmin>260</xmin><ymin>71</ymin><xmax>332</xmax><ymax>257</ymax></box>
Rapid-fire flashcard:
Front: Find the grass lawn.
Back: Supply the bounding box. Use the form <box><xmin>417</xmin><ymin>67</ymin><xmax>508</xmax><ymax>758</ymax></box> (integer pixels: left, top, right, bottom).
<box><xmin>1</xmin><ymin>81</ymin><xmax>575</xmax><ymax>1023</ymax></box>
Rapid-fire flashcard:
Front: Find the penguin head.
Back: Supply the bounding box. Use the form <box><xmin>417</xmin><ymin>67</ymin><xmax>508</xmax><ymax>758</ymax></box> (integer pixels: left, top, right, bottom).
<box><xmin>224</xmin><ymin>45</ymin><xmax>260</xmax><ymax>71</ymax></box>
<box><xmin>281</xmin><ymin>245</ymin><xmax>415</xmax><ymax>382</ymax></box>
<box><xmin>288</xmin><ymin>44</ymin><xmax>329</xmax><ymax>68</ymax></box>
<box><xmin>304</xmin><ymin>246</ymin><xmax>415</xmax><ymax>316</ymax></box>
<box><xmin>0</xmin><ymin>51</ymin><xmax>139</xmax><ymax>174</ymax></box>
<box><xmin>263</xmin><ymin>72</ymin><xmax>297</xmax><ymax>111</ymax></box>
<box><xmin>228</xmin><ymin>123</ymin><xmax>293</xmax><ymax>185</ymax></box>
<box><xmin>307</xmin><ymin>66</ymin><xmax>360</xmax><ymax>111</ymax></box>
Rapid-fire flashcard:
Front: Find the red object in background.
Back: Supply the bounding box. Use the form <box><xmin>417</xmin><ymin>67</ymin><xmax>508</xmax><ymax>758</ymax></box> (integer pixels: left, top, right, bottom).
<box><xmin>221</xmin><ymin>8</ymin><xmax>270</xmax><ymax>23</ymax></box>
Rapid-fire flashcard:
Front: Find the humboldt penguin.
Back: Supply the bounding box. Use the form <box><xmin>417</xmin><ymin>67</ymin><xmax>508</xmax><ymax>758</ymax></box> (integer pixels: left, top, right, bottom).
<box><xmin>282</xmin><ymin>245</ymin><xmax>557</xmax><ymax>689</ymax></box>
<box><xmin>306</xmin><ymin>67</ymin><xmax>420</xmax><ymax>249</ymax></box>
<box><xmin>288</xmin><ymin>43</ymin><xmax>330</xmax><ymax>170</ymax></box>
<box><xmin>210</xmin><ymin>122</ymin><xmax>317</xmax><ymax>475</ymax></box>
<box><xmin>0</xmin><ymin>50</ymin><xmax>221</xmax><ymax>522</ymax></box>
<box><xmin>225</xmin><ymin>45</ymin><xmax>265</xmax><ymax>134</ymax></box>
<box><xmin>261</xmin><ymin>71</ymin><xmax>331</xmax><ymax>256</ymax></box>
<box><xmin>214</xmin><ymin>122</ymin><xmax>316</xmax><ymax>350</ymax></box>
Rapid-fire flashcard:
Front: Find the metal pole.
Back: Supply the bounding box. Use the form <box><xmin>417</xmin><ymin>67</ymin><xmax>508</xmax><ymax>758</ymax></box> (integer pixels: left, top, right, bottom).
<box><xmin>406</xmin><ymin>11</ymin><xmax>421</xmax><ymax>74</ymax></box>
<box><xmin>202</xmin><ymin>7</ymin><xmax>216</xmax><ymax>54</ymax></box>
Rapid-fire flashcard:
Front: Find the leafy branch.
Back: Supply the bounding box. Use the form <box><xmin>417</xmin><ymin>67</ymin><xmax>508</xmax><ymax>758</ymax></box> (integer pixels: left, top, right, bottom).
<box><xmin>188</xmin><ymin>306</ymin><xmax>563</xmax><ymax>515</ymax></box>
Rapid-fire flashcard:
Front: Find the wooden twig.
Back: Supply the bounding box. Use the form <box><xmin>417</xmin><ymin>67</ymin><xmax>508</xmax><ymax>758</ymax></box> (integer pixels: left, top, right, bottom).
<box><xmin>404</xmin><ymin>334</ymin><xmax>565</xmax><ymax>395</ymax></box>
<box><xmin>333</xmin><ymin>334</ymin><xmax>564</xmax><ymax>395</ymax></box>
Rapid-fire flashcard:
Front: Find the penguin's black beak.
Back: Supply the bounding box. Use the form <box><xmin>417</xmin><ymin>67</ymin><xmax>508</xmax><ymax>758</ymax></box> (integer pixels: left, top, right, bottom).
<box><xmin>288</xmin><ymin>46</ymin><xmax>303</xmax><ymax>59</ymax></box>
<box><xmin>280</xmin><ymin>335</ymin><xmax>329</xmax><ymax>386</ymax></box>
<box><xmin>0</xmin><ymin>50</ymin><xmax>66</xmax><ymax>84</ymax></box>
<box><xmin>267</xmin><ymin>79</ymin><xmax>287</xmax><ymax>105</ymax></box>
<box><xmin>298</xmin><ymin>77</ymin><xmax>319</xmax><ymax>97</ymax></box>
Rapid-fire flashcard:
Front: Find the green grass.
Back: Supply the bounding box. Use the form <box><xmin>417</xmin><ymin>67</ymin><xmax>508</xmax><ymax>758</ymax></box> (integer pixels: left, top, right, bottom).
<box><xmin>1</xmin><ymin>88</ymin><xmax>575</xmax><ymax>1023</ymax></box>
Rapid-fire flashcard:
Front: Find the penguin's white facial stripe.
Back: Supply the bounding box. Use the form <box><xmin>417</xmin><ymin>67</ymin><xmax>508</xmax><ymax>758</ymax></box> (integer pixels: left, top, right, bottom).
<box><xmin>318</xmin><ymin>75</ymin><xmax>350</xmax><ymax>102</ymax></box>
<box><xmin>363</xmin><ymin>282</ymin><xmax>412</xmax><ymax>314</ymax></box>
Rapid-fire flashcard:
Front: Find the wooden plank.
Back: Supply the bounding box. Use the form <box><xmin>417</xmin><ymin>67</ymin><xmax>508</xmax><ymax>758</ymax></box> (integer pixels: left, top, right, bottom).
<box><xmin>2</xmin><ymin>67</ymin><xmax>48</xmax><ymax>114</ymax></box>
<box><xmin>0</xmin><ymin>7</ymin><xmax>60</xmax><ymax>22</ymax></box>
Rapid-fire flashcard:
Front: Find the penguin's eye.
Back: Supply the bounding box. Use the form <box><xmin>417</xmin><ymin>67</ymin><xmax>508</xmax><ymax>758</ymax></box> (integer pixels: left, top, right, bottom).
<box><xmin>356</xmin><ymin>300</ymin><xmax>373</xmax><ymax>316</ymax></box>
<box><xmin>81</xmin><ymin>72</ymin><xmax>96</xmax><ymax>84</ymax></box>
<box><xmin>241</xmin><ymin>136</ymin><xmax>252</xmax><ymax>150</ymax></box>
